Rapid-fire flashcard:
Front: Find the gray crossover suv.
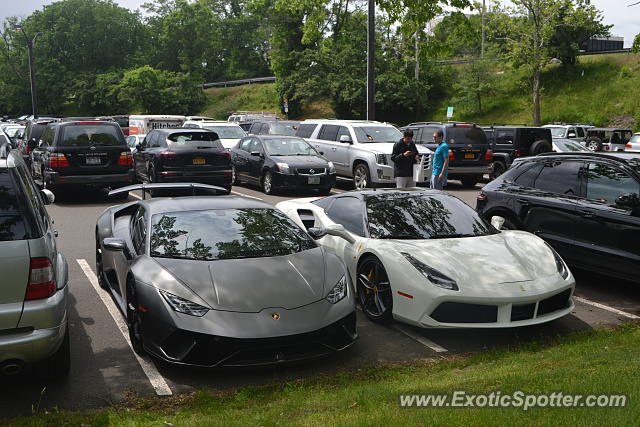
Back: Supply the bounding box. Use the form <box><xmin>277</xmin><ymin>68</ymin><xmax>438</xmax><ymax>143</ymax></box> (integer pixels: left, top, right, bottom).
<box><xmin>0</xmin><ymin>147</ymin><xmax>69</xmax><ymax>378</ymax></box>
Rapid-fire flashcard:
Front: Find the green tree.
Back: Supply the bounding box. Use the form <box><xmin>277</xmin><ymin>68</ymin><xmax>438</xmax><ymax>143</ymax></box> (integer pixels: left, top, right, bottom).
<box><xmin>451</xmin><ymin>60</ymin><xmax>497</xmax><ymax>114</ymax></box>
<box><xmin>633</xmin><ymin>33</ymin><xmax>640</xmax><ymax>54</ymax></box>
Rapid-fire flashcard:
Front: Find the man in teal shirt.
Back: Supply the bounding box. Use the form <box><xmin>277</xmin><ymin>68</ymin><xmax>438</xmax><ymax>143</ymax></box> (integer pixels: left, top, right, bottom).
<box><xmin>430</xmin><ymin>130</ymin><xmax>449</xmax><ymax>190</ymax></box>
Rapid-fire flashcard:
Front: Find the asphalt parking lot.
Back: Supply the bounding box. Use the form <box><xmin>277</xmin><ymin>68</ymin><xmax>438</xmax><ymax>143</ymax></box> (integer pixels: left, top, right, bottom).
<box><xmin>1</xmin><ymin>179</ymin><xmax>638</xmax><ymax>418</ymax></box>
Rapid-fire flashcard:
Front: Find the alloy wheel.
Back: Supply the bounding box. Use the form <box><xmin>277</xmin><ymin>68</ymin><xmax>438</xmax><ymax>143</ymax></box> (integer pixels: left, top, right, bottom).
<box><xmin>353</xmin><ymin>165</ymin><xmax>369</xmax><ymax>190</ymax></box>
<box><xmin>357</xmin><ymin>257</ymin><xmax>393</xmax><ymax>322</ymax></box>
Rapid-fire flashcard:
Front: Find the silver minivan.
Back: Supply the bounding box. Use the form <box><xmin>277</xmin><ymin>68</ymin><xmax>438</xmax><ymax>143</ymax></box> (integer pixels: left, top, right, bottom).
<box><xmin>0</xmin><ymin>147</ymin><xmax>69</xmax><ymax>378</ymax></box>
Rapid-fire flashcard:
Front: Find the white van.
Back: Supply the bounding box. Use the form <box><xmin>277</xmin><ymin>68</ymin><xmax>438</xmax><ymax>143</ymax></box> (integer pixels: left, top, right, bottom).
<box><xmin>128</xmin><ymin>115</ymin><xmax>186</xmax><ymax>135</ymax></box>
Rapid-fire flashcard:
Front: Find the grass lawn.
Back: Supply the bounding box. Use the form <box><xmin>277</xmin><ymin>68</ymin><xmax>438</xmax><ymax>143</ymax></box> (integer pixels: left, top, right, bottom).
<box><xmin>8</xmin><ymin>323</ymin><xmax>640</xmax><ymax>426</ymax></box>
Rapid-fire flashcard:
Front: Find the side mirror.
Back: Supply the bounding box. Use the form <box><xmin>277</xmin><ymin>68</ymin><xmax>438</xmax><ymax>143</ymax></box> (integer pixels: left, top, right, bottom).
<box><xmin>319</xmin><ymin>151</ymin><xmax>324</xmax><ymax>156</ymax></box>
<box><xmin>103</xmin><ymin>237</ymin><xmax>127</xmax><ymax>251</ymax></box>
<box><xmin>615</xmin><ymin>193</ymin><xmax>640</xmax><ymax>210</ymax></box>
<box><xmin>40</xmin><ymin>189</ymin><xmax>55</xmax><ymax>205</ymax></box>
<box><xmin>568</xmin><ymin>133</ymin><xmax>576</xmax><ymax>138</ymax></box>
<box><xmin>339</xmin><ymin>135</ymin><xmax>352</xmax><ymax>144</ymax></box>
<box><xmin>312</xmin><ymin>224</ymin><xmax>356</xmax><ymax>244</ymax></box>
<box><xmin>491</xmin><ymin>215</ymin><xmax>505</xmax><ymax>230</ymax></box>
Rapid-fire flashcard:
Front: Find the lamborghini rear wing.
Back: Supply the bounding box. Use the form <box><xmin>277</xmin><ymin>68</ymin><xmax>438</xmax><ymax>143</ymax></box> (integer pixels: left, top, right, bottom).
<box><xmin>108</xmin><ymin>183</ymin><xmax>229</xmax><ymax>199</ymax></box>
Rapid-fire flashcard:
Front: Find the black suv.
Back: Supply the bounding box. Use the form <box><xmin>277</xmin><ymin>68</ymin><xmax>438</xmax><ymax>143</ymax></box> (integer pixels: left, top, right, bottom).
<box><xmin>29</xmin><ymin>120</ymin><xmax>134</xmax><ymax>193</ymax></box>
<box><xmin>17</xmin><ymin>118</ymin><xmax>61</xmax><ymax>164</ymax></box>
<box><xmin>248</xmin><ymin>120</ymin><xmax>300</xmax><ymax>136</ymax></box>
<box><xmin>482</xmin><ymin>126</ymin><xmax>552</xmax><ymax>179</ymax></box>
<box><xmin>400</xmin><ymin>122</ymin><xmax>492</xmax><ymax>187</ymax></box>
<box><xmin>476</xmin><ymin>152</ymin><xmax>640</xmax><ymax>282</ymax></box>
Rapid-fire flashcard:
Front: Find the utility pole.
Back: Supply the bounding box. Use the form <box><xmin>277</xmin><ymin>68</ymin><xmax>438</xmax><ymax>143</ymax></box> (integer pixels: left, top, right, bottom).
<box><xmin>367</xmin><ymin>0</ymin><xmax>375</xmax><ymax>121</ymax></box>
<box><xmin>481</xmin><ymin>0</ymin><xmax>486</xmax><ymax>58</ymax></box>
<box><xmin>14</xmin><ymin>25</ymin><xmax>43</xmax><ymax>119</ymax></box>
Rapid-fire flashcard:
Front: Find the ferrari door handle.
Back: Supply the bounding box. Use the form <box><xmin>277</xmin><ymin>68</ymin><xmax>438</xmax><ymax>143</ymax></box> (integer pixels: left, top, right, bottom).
<box><xmin>579</xmin><ymin>210</ymin><xmax>595</xmax><ymax>218</ymax></box>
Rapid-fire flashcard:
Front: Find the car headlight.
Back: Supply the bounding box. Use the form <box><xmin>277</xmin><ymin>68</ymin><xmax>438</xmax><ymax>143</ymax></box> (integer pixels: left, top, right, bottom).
<box><xmin>544</xmin><ymin>243</ymin><xmax>570</xmax><ymax>280</ymax></box>
<box><xmin>327</xmin><ymin>161</ymin><xmax>336</xmax><ymax>174</ymax></box>
<box><xmin>326</xmin><ymin>275</ymin><xmax>348</xmax><ymax>304</ymax></box>
<box><xmin>159</xmin><ymin>290</ymin><xmax>210</xmax><ymax>317</ymax></box>
<box><xmin>401</xmin><ymin>252</ymin><xmax>459</xmax><ymax>291</ymax></box>
<box><xmin>375</xmin><ymin>153</ymin><xmax>388</xmax><ymax>165</ymax></box>
<box><xmin>276</xmin><ymin>162</ymin><xmax>292</xmax><ymax>174</ymax></box>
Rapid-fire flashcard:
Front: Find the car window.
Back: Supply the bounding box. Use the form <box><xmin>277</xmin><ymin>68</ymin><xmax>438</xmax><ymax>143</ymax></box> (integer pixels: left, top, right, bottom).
<box><xmin>203</xmin><ymin>126</ymin><xmax>245</xmax><ymax>139</ymax></box>
<box><xmin>147</xmin><ymin>132</ymin><xmax>158</xmax><ymax>148</ymax></box>
<box><xmin>318</xmin><ymin>125</ymin><xmax>339</xmax><ymax>141</ymax></box>
<box><xmin>131</xmin><ymin>206</ymin><xmax>146</xmax><ymax>254</ymax></box>
<box><xmin>512</xmin><ymin>162</ymin><xmax>544</xmax><ymax>187</ymax></box>
<box><xmin>576</xmin><ymin>127</ymin><xmax>585</xmax><ymax>138</ymax></box>
<box><xmin>416</xmin><ymin>127</ymin><xmax>439</xmax><ymax>144</ymax></box>
<box><xmin>353</xmin><ymin>126</ymin><xmax>403</xmax><ymax>143</ymax></box>
<box><xmin>326</xmin><ymin>196</ymin><xmax>365</xmax><ymax>237</ymax></box>
<box><xmin>496</xmin><ymin>130</ymin><xmax>514</xmax><ymax>145</ymax></box>
<box><xmin>446</xmin><ymin>126</ymin><xmax>488</xmax><ymax>145</ymax></box>
<box><xmin>547</xmin><ymin>127</ymin><xmax>566</xmax><ymax>138</ymax></box>
<box><xmin>59</xmin><ymin>124</ymin><xmax>123</xmax><ymax>146</ymax></box>
<box><xmin>336</xmin><ymin>126</ymin><xmax>350</xmax><ymax>141</ymax></box>
<box><xmin>40</xmin><ymin>127</ymin><xmax>55</xmax><ymax>146</ymax></box>
<box><xmin>533</xmin><ymin>161</ymin><xmax>582</xmax><ymax>195</ymax></box>
<box><xmin>167</xmin><ymin>131</ymin><xmax>220</xmax><ymax>143</ymax></box>
<box><xmin>238</xmin><ymin>138</ymin><xmax>251</xmax><ymax>152</ymax></box>
<box><xmin>295</xmin><ymin>123</ymin><xmax>318</xmax><ymax>138</ymax></box>
<box><xmin>15</xmin><ymin>164</ymin><xmax>47</xmax><ymax>236</ymax></box>
<box><xmin>0</xmin><ymin>169</ymin><xmax>30</xmax><ymax>241</ymax></box>
<box><xmin>585</xmin><ymin>162</ymin><xmax>640</xmax><ymax>204</ymax></box>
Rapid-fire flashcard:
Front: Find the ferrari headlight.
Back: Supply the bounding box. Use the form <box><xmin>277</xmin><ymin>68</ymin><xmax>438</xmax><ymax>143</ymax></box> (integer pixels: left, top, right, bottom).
<box><xmin>159</xmin><ymin>290</ymin><xmax>209</xmax><ymax>317</ymax></box>
<box><xmin>276</xmin><ymin>162</ymin><xmax>292</xmax><ymax>174</ymax></box>
<box><xmin>327</xmin><ymin>161</ymin><xmax>336</xmax><ymax>174</ymax></box>
<box><xmin>401</xmin><ymin>252</ymin><xmax>459</xmax><ymax>291</ymax></box>
<box><xmin>326</xmin><ymin>275</ymin><xmax>348</xmax><ymax>304</ymax></box>
<box><xmin>375</xmin><ymin>153</ymin><xmax>388</xmax><ymax>165</ymax></box>
<box><xmin>544</xmin><ymin>243</ymin><xmax>570</xmax><ymax>280</ymax></box>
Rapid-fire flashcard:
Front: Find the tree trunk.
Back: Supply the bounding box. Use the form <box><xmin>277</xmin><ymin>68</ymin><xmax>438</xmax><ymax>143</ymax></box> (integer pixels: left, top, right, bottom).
<box><xmin>532</xmin><ymin>66</ymin><xmax>541</xmax><ymax>126</ymax></box>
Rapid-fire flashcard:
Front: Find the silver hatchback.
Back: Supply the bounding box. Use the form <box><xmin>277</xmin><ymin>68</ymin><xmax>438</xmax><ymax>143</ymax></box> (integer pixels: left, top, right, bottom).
<box><xmin>0</xmin><ymin>147</ymin><xmax>69</xmax><ymax>378</ymax></box>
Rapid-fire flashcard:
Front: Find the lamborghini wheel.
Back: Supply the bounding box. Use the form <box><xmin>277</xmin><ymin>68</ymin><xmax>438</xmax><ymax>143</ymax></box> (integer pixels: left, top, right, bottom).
<box><xmin>357</xmin><ymin>256</ymin><xmax>393</xmax><ymax>323</ymax></box>
<box><xmin>126</xmin><ymin>278</ymin><xmax>145</xmax><ymax>355</ymax></box>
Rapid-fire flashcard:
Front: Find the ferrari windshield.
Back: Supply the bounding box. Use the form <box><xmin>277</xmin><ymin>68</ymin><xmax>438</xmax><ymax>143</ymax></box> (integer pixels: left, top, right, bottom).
<box><xmin>366</xmin><ymin>193</ymin><xmax>497</xmax><ymax>239</ymax></box>
<box><xmin>149</xmin><ymin>208</ymin><xmax>315</xmax><ymax>260</ymax></box>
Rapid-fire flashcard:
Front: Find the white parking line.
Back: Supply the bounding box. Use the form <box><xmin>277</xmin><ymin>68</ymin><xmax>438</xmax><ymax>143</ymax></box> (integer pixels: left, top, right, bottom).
<box><xmin>574</xmin><ymin>296</ymin><xmax>640</xmax><ymax>320</ymax></box>
<box><xmin>76</xmin><ymin>259</ymin><xmax>173</xmax><ymax>396</ymax></box>
<box><xmin>392</xmin><ymin>324</ymin><xmax>448</xmax><ymax>353</ymax></box>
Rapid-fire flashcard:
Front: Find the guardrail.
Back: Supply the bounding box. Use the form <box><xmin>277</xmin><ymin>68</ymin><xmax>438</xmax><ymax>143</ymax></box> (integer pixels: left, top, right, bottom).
<box><xmin>201</xmin><ymin>76</ymin><xmax>276</xmax><ymax>88</ymax></box>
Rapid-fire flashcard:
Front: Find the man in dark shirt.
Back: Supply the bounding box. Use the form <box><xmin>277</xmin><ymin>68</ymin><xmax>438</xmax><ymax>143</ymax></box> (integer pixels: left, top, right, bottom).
<box><xmin>391</xmin><ymin>129</ymin><xmax>420</xmax><ymax>188</ymax></box>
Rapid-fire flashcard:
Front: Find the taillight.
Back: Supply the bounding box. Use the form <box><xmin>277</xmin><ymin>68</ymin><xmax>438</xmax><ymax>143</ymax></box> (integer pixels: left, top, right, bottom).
<box><xmin>448</xmin><ymin>151</ymin><xmax>454</xmax><ymax>161</ymax></box>
<box><xmin>160</xmin><ymin>152</ymin><xmax>177</xmax><ymax>159</ymax></box>
<box><xmin>627</xmin><ymin>143</ymin><xmax>632</xmax><ymax>148</ymax></box>
<box><xmin>48</xmin><ymin>153</ymin><xmax>69</xmax><ymax>168</ymax></box>
<box><xmin>25</xmin><ymin>257</ymin><xmax>56</xmax><ymax>300</ymax></box>
<box><xmin>485</xmin><ymin>149</ymin><xmax>493</xmax><ymax>161</ymax></box>
<box><xmin>118</xmin><ymin>151</ymin><xmax>133</xmax><ymax>166</ymax></box>
<box><xmin>219</xmin><ymin>150</ymin><xmax>231</xmax><ymax>158</ymax></box>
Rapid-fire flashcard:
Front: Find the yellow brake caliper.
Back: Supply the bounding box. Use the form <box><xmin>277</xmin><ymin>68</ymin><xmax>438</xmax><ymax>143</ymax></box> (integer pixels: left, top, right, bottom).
<box><xmin>366</xmin><ymin>268</ymin><xmax>376</xmax><ymax>294</ymax></box>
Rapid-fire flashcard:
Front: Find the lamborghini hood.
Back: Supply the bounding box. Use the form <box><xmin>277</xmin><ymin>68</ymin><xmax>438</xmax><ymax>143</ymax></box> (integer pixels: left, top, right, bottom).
<box><xmin>153</xmin><ymin>247</ymin><xmax>327</xmax><ymax>312</ymax></box>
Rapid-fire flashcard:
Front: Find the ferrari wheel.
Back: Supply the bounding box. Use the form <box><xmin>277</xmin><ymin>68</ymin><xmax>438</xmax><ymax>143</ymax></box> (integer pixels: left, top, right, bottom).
<box><xmin>95</xmin><ymin>233</ymin><xmax>107</xmax><ymax>289</ymax></box>
<box><xmin>357</xmin><ymin>256</ymin><xmax>393</xmax><ymax>323</ymax></box>
<box><xmin>126</xmin><ymin>279</ymin><xmax>145</xmax><ymax>355</ymax></box>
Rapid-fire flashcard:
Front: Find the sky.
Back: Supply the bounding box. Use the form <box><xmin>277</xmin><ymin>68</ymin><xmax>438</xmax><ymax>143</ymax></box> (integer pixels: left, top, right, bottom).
<box><xmin>1</xmin><ymin>0</ymin><xmax>637</xmax><ymax>47</ymax></box>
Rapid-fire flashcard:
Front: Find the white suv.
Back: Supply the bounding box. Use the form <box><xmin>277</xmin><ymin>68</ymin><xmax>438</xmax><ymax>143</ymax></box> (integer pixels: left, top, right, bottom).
<box><xmin>296</xmin><ymin>120</ymin><xmax>432</xmax><ymax>189</ymax></box>
<box><xmin>182</xmin><ymin>120</ymin><xmax>247</xmax><ymax>149</ymax></box>
<box><xmin>542</xmin><ymin>124</ymin><xmax>592</xmax><ymax>143</ymax></box>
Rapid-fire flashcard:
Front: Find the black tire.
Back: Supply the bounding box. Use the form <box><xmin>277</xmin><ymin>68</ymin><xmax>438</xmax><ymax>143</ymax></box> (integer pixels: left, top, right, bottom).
<box><xmin>148</xmin><ymin>165</ymin><xmax>161</xmax><ymax>197</ymax></box>
<box><xmin>95</xmin><ymin>233</ymin><xmax>108</xmax><ymax>289</ymax></box>
<box><xmin>586</xmin><ymin>138</ymin><xmax>602</xmax><ymax>151</ymax></box>
<box><xmin>460</xmin><ymin>176</ymin><xmax>479</xmax><ymax>188</ymax></box>
<box><xmin>34</xmin><ymin>321</ymin><xmax>70</xmax><ymax>380</ymax></box>
<box><xmin>529</xmin><ymin>140</ymin><xmax>552</xmax><ymax>156</ymax></box>
<box><xmin>126</xmin><ymin>279</ymin><xmax>145</xmax><ymax>356</ymax></box>
<box><xmin>262</xmin><ymin>171</ymin><xmax>275</xmax><ymax>195</ymax></box>
<box><xmin>222</xmin><ymin>185</ymin><xmax>232</xmax><ymax>195</ymax></box>
<box><xmin>353</xmin><ymin>163</ymin><xmax>372</xmax><ymax>190</ymax></box>
<box><xmin>356</xmin><ymin>256</ymin><xmax>393</xmax><ymax>323</ymax></box>
<box><xmin>489</xmin><ymin>161</ymin><xmax>506</xmax><ymax>181</ymax></box>
<box><xmin>318</xmin><ymin>188</ymin><xmax>332</xmax><ymax>196</ymax></box>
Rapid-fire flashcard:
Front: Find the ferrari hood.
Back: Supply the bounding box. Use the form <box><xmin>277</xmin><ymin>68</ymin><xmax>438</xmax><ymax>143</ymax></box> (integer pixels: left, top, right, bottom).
<box><xmin>153</xmin><ymin>247</ymin><xmax>327</xmax><ymax>312</ymax></box>
<box><xmin>390</xmin><ymin>231</ymin><xmax>557</xmax><ymax>291</ymax></box>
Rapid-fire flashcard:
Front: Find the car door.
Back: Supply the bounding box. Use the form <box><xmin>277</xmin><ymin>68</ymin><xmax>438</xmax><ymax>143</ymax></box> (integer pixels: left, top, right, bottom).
<box><xmin>31</xmin><ymin>126</ymin><xmax>54</xmax><ymax>181</ymax></box>
<box><xmin>245</xmin><ymin>137</ymin><xmax>265</xmax><ymax>183</ymax></box>
<box><xmin>574</xmin><ymin>161</ymin><xmax>640</xmax><ymax>279</ymax></box>
<box><xmin>231</xmin><ymin>137</ymin><xmax>251</xmax><ymax>180</ymax></box>
<box><xmin>320</xmin><ymin>196</ymin><xmax>365</xmax><ymax>275</ymax></box>
<box><xmin>134</xmin><ymin>132</ymin><xmax>153</xmax><ymax>180</ymax></box>
<box><xmin>511</xmin><ymin>159</ymin><xmax>583</xmax><ymax>259</ymax></box>
<box><xmin>315</xmin><ymin>125</ymin><xmax>342</xmax><ymax>170</ymax></box>
<box><xmin>332</xmin><ymin>126</ymin><xmax>353</xmax><ymax>174</ymax></box>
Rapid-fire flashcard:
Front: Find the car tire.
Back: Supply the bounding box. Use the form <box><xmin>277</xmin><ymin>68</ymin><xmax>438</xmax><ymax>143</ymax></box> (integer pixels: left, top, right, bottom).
<box><xmin>356</xmin><ymin>255</ymin><xmax>393</xmax><ymax>323</ymax></box>
<box><xmin>222</xmin><ymin>185</ymin><xmax>232</xmax><ymax>195</ymax></box>
<box><xmin>353</xmin><ymin>163</ymin><xmax>371</xmax><ymax>190</ymax></box>
<box><xmin>148</xmin><ymin>165</ymin><xmax>160</xmax><ymax>197</ymax></box>
<box><xmin>95</xmin><ymin>233</ymin><xmax>107</xmax><ymax>290</ymax></box>
<box><xmin>460</xmin><ymin>176</ymin><xmax>479</xmax><ymax>188</ymax></box>
<box><xmin>489</xmin><ymin>161</ymin><xmax>506</xmax><ymax>181</ymax></box>
<box><xmin>318</xmin><ymin>188</ymin><xmax>332</xmax><ymax>196</ymax></box>
<box><xmin>262</xmin><ymin>171</ymin><xmax>275</xmax><ymax>195</ymax></box>
<box><xmin>529</xmin><ymin>140</ymin><xmax>552</xmax><ymax>156</ymax></box>
<box><xmin>586</xmin><ymin>138</ymin><xmax>602</xmax><ymax>151</ymax></box>
<box><xmin>126</xmin><ymin>278</ymin><xmax>145</xmax><ymax>356</ymax></box>
<box><xmin>34</xmin><ymin>321</ymin><xmax>70</xmax><ymax>380</ymax></box>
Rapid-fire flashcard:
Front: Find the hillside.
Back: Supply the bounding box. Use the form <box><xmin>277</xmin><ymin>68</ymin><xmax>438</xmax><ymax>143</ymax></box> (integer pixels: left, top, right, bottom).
<box><xmin>199</xmin><ymin>53</ymin><xmax>640</xmax><ymax>129</ymax></box>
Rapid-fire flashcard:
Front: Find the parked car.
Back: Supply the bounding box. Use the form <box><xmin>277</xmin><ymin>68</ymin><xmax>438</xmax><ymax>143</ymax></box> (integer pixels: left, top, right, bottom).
<box><xmin>0</xmin><ymin>148</ymin><xmax>69</xmax><ymax>378</ymax></box>
<box><xmin>277</xmin><ymin>189</ymin><xmax>575</xmax><ymax>327</ymax></box>
<box><xmin>247</xmin><ymin>120</ymin><xmax>300</xmax><ymax>136</ymax></box>
<box><xmin>126</xmin><ymin>134</ymin><xmax>146</xmax><ymax>154</ymax></box>
<box><xmin>542</xmin><ymin>123</ymin><xmax>592</xmax><ymax>143</ymax></box>
<box><xmin>231</xmin><ymin>135</ymin><xmax>336</xmax><ymax>195</ymax></box>
<box><xmin>227</xmin><ymin>111</ymin><xmax>277</xmax><ymax>132</ymax></box>
<box><xmin>182</xmin><ymin>120</ymin><xmax>246</xmax><ymax>149</ymax></box>
<box><xmin>95</xmin><ymin>183</ymin><xmax>357</xmax><ymax>366</ymax></box>
<box><xmin>17</xmin><ymin>118</ymin><xmax>60</xmax><ymax>165</ymax></box>
<box><xmin>476</xmin><ymin>152</ymin><xmax>640</xmax><ymax>283</ymax></box>
<box><xmin>133</xmin><ymin>128</ymin><xmax>233</xmax><ymax>194</ymax></box>
<box><xmin>401</xmin><ymin>122</ymin><xmax>493</xmax><ymax>187</ymax></box>
<box><xmin>128</xmin><ymin>115</ymin><xmax>186</xmax><ymax>136</ymax></box>
<box><xmin>483</xmin><ymin>126</ymin><xmax>553</xmax><ymax>179</ymax></box>
<box><xmin>585</xmin><ymin>128</ymin><xmax>633</xmax><ymax>152</ymax></box>
<box><xmin>296</xmin><ymin>120</ymin><xmax>432</xmax><ymax>189</ymax></box>
<box><xmin>625</xmin><ymin>133</ymin><xmax>640</xmax><ymax>152</ymax></box>
<box><xmin>29</xmin><ymin>120</ymin><xmax>134</xmax><ymax>194</ymax></box>
<box><xmin>552</xmin><ymin>138</ymin><xmax>592</xmax><ymax>152</ymax></box>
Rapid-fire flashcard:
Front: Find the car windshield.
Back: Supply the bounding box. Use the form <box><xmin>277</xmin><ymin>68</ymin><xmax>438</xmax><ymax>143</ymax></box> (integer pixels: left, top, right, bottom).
<box><xmin>263</xmin><ymin>138</ymin><xmax>317</xmax><ymax>156</ymax></box>
<box><xmin>269</xmin><ymin>123</ymin><xmax>299</xmax><ymax>136</ymax></box>
<box><xmin>149</xmin><ymin>208</ymin><xmax>316</xmax><ymax>260</ymax></box>
<box><xmin>366</xmin><ymin>193</ymin><xmax>497</xmax><ymax>239</ymax></box>
<box><xmin>113</xmin><ymin>117</ymin><xmax>129</xmax><ymax>127</ymax></box>
<box><xmin>555</xmin><ymin>139</ymin><xmax>590</xmax><ymax>152</ymax></box>
<box><xmin>202</xmin><ymin>126</ymin><xmax>245</xmax><ymax>139</ymax></box>
<box><xmin>60</xmin><ymin>124</ymin><xmax>123</xmax><ymax>146</ymax></box>
<box><xmin>354</xmin><ymin>126</ymin><xmax>402</xmax><ymax>143</ymax></box>
<box><xmin>547</xmin><ymin>127</ymin><xmax>566</xmax><ymax>138</ymax></box>
<box><xmin>4</xmin><ymin>127</ymin><xmax>24</xmax><ymax>138</ymax></box>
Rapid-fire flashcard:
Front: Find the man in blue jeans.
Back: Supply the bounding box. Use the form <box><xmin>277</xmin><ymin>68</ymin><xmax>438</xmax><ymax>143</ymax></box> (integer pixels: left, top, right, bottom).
<box><xmin>431</xmin><ymin>130</ymin><xmax>449</xmax><ymax>190</ymax></box>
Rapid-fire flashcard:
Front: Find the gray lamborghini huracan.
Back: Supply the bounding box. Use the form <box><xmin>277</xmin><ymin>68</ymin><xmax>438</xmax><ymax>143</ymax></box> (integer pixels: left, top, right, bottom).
<box><xmin>95</xmin><ymin>183</ymin><xmax>357</xmax><ymax>367</ymax></box>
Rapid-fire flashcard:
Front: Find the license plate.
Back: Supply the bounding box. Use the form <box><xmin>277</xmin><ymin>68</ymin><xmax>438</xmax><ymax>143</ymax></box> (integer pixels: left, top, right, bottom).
<box><xmin>464</xmin><ymin>153</ymin><xmax>475</xmax><ymax>159</ymax></box>
<box><xmin>86</xmin><ymin>157</ymin><xmax>101</xmax><ymax>165</ymax></box>
<box><xmin>192</xmin><ymin>158</ymin><xmax>206</xmax><ymax>165</ymax></box>
<box><xmin>308</xmin><ymin>176</ymin><xmax>320</xmax><ymax>185</ymax></box>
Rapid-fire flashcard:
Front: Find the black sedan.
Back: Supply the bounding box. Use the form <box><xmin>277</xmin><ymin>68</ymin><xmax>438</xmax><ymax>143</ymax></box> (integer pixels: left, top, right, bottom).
<box><xmin>476</xmin><ymin>152</ymin><xmax>640</xmax><ymax>283</ymax></box>
<box><xmin>133</xmin><ymin>128</ymin><xmax>233</xmax><ymax>194</ymax></box>
<box><xmin>231</xmin><ymin>135</ymin><xmax>336</xmax><ymax>195</ymax></box>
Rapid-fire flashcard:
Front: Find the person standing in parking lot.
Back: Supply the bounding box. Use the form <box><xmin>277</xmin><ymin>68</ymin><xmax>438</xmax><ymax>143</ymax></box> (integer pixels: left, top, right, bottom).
<box><xmin>431</xmin><ymin>130</ymin><xmax>449</xmax><ymax>190</ymax></box>
<box><xmin>391</xmin><ymin>129</ymin><xmax>420</xmax><ymax>188</ymax></box>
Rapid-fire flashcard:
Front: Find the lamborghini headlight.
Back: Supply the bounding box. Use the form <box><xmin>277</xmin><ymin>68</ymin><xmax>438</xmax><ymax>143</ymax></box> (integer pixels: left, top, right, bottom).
<box><xmin>326</xmin><ymin>275</ymin><xmax>348</xmax><ymax>304</ymax></box>
<box><xmin>401</xmin><ymin>252</ymin><xmax>459</xmax><ymax>291</ymax></box>
<box><xmin>276</xmin><ymin>162</ymin><xmax>292</xmax><ymax>174</ymax></box>
<box><xmin>544</xmin><ymin>243</ymin><xmax>570</xmax><ymax>280</ymax></box>
<box><xmin>159</xmin><ymin>290</ymin><xmax>210</xmax><ymax>317</ymax></box>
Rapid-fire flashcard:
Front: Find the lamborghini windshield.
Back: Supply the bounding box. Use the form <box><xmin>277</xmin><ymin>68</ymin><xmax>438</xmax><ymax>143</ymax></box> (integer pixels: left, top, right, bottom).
<box><xmin>366</xmin><ymin>193</ymin><xmax>497</xmax><ymax>239</ymax></box>
<box><xmin>149</xmin><ymin>208</ymin><xmax>315</xmax><ymax>260</ymax></box>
